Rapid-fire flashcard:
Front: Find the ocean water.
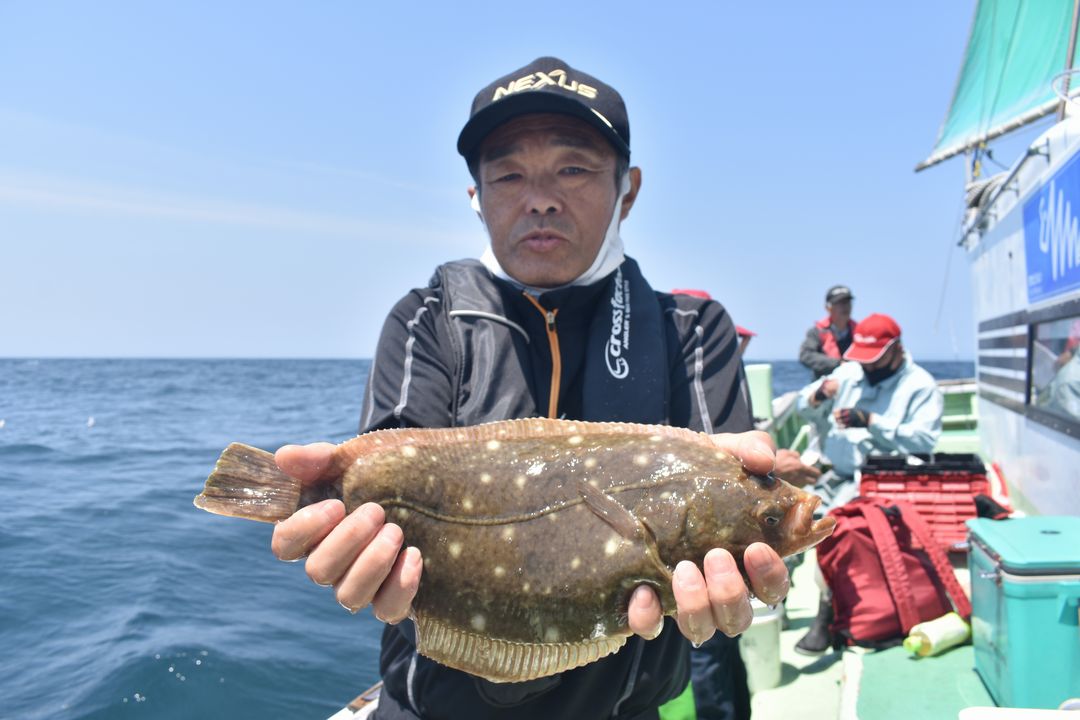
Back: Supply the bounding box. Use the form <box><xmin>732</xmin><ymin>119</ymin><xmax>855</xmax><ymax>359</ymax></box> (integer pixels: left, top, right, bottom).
<box><xmin>2</xmin><ymin>358</ymin><xmax>973</xmax><ymax>719</ymax></box>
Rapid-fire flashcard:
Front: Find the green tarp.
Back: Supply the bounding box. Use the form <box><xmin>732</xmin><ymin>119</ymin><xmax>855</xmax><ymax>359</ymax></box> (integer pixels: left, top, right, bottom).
<box><xmin>920</xmin><ymin>0</ymin><xmax>1079</xmax><ymax>170</ymax></box>
<box><xmin>856</xmin><ymin>645</ymin><xmax>993</xmax><ymax>719</ymax></box>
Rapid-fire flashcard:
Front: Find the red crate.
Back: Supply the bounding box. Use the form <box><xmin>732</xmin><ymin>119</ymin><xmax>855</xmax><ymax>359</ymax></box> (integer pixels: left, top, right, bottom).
<box><xmin>858</xmin><ymin>454</ymin><xmax>989</xmax><ymax>552</ymax></box>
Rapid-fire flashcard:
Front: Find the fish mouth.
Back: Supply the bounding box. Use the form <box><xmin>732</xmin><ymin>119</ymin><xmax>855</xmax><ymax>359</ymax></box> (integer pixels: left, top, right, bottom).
<box><xmin>780</xmin><ymin>496</ymin><xmax>836</xmax><ymax>552</ymax></box>
<box><xmin>809</xmin><ymin>515</ymin><xmax>837</xmax><ymax>544</ymax></box>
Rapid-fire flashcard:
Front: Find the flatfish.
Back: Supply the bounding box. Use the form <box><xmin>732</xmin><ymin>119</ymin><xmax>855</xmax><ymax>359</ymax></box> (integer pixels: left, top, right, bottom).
<box><xmin>195</xmin><ymin>418</ymin><xmax>834</xmax><ymax>683</ymax></box>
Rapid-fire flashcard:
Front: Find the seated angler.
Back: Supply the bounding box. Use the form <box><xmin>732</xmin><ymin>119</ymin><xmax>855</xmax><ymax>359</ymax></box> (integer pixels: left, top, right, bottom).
<box><xmin>777</xmin><ymin>313</ymin><xmax>943</xmax><ymax>654</ymax></box>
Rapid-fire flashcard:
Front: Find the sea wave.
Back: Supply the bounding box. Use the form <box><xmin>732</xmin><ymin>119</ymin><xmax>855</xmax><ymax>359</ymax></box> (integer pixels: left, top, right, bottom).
<box><xmin>32</xmin><ymin>644</ymin><xmax>350</xmax><ymax>720</ymax></box>
<box><xmin>2</xmin><ymin>357</ymin><xmax>974</xmax><ymax>720</ymax></box>
<box><xmin>0</xmin><ymin>441</ymin><xmax>59</xmax><ymax>458</ymax></box>
<box><xmin>43</xmin><ymin>629</ymin><xmax>381</xmax><ymax>720</ymax></box>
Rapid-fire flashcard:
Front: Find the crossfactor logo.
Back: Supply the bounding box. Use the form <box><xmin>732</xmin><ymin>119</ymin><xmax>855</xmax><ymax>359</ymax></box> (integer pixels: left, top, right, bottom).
<box><xmin>605</xmin><ymin>267</ymin><xmax>631</xmax><ymax>379</ymax></box>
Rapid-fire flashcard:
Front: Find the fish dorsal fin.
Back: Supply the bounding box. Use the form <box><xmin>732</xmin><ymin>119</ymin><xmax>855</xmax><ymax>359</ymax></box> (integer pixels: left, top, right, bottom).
<box><xmin>332</xmin><ymin>418</ymin><xmax>717</xmax><ymax>470</ymax></box>
<box><xmin>576</xmin><ymin>477</ymin><xmax>639</xmax><ymax>540</ymax></box>
<box><xmin>414</xmin><ymin>612</ymin><xmax>628</xmax><ymax>683</ymax></box>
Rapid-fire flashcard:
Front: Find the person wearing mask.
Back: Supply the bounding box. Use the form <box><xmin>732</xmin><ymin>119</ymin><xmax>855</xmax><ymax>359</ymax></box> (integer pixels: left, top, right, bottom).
<box><xmin>777</xmin><ymin>313</ymin><xmax>943</xmax><ymax>654</ymax></box>
<box><xmin>267</xmin><ymin>57</ymin><xmax>789</xmax><ymax>719</ymax></box>
<box><xmin>799</xmin><ymin>286</ymin><xmax>857</xmax><ymax>379</ymax></box>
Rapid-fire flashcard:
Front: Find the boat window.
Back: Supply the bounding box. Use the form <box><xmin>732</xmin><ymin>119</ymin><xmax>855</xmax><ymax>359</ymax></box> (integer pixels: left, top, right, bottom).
<box><xmin>1029</xmin><ymin>315</ymin><xmax>1080</xmax><ymax>424</ymax></box>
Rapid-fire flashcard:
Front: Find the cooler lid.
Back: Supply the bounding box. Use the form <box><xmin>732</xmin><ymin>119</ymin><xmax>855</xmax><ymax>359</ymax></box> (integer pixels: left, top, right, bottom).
<box><xmin>967</xmin><ymin>517</ymin><xmax>1080</xmax><ymax>575</ymax></box>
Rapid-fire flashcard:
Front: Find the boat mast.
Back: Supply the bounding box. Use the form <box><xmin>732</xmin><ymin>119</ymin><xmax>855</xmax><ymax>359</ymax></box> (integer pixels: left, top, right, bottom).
<box><xmin>1058</xmin><ymin>0</ymin><xmax>1080</xmax><ymax>121</ymax></box>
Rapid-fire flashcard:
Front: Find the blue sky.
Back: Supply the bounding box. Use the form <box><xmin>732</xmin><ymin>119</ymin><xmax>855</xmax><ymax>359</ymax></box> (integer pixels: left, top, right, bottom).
<box><xmin>0</xmin><ymin>1</ymin><xmax>1048</xmax><ymax>360</ymax></box>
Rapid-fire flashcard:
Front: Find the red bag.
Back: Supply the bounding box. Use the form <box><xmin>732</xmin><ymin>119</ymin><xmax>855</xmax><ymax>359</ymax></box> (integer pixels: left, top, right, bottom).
<box><xmin>816</xmin><ymin>497</ymin><xmax>972</xmax><ymax>648</ymax></box>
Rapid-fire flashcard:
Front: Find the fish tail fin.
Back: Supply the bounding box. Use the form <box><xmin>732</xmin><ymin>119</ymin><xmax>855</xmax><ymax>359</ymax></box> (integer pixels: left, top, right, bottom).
<box><xmin>194</xmin><ymin>443</ymin><xmax>301</xmax><ymax>523</ymax></box>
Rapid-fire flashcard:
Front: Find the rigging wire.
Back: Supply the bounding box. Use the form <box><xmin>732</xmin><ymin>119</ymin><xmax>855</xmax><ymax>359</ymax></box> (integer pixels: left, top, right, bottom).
<box><xmin>982</xmin><ymin>147</ymin><xmax>1010</xmax><ymax>171</ymax></box>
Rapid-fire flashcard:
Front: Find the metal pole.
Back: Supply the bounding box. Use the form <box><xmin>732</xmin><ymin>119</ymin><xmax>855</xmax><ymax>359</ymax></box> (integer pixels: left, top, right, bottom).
<box><xmin>1058</xmin><ymin>0</ymin><xmax>1080</xmax><ymax>121</ymax></box>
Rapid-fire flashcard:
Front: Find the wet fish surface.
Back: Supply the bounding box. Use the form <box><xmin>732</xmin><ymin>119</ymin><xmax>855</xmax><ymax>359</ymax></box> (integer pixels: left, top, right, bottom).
<box><xmin>195</xmin><ymin>418</ymin><xmax>834</xmax><ymax>683</ymax></box>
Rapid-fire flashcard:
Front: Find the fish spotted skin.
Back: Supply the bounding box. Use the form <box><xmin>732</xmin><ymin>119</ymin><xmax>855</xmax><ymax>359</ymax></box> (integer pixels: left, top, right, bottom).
<box><xmin>197</xmin><ymin>418</ymin><xmax>834</xmax><ymax>681</ymax></box>
<box><xmin>321</xmin><ymin>418</ymin><xmax>833</xmax><ymax>682</ymax></box>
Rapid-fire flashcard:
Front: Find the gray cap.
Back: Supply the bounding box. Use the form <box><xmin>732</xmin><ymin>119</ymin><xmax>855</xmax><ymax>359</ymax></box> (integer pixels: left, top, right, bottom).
<box><xmin>826</xmin><ymin>285</ymin><xmax>853</xmax><ymax>304</ymax></box>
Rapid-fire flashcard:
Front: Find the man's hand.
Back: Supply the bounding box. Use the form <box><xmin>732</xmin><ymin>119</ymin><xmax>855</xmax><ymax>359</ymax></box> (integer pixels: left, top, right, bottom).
<box><xmin>773</xmin><ymin>448</ymin><xmax>821</xmax><ymax>487</ymax></box>
<box><xmin>270</xmin><ymin>443</ymin><xmax>422</xmax><ymax>624</ymax></box>
<box><xmin>833</xmin><ymin>408</ymin><xmax>871</xmax><ymax>428</ymax></box>
<box><xmin>627</xmin><ymin>431</ymin><xmax>790</xmax><ymax>643</ymax></box>
<box><xmin>810</xmin><ymin>379</ymin><xmax>839</xmax><ymax>407</ymax></box>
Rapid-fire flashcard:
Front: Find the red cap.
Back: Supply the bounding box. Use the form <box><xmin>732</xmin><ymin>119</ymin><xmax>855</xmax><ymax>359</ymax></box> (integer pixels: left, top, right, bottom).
<box><xmin>671</xmin><ymin>290</ymin><xmax>754</xmax><ymax>337</ymax></box>
<box><xmin>843</xmin><ymin>313</ymin><xmax>901</xmax><ymax>363</ymax></box>
<box><xmin>671</xmin><ymin>288</ymin><xmax>711</xmax><ymax>300</ymax></box>
<box><xmin>1067</xmin><ymin>319</ymin><xmax>1080</xmax><ymax>351</ymax></box>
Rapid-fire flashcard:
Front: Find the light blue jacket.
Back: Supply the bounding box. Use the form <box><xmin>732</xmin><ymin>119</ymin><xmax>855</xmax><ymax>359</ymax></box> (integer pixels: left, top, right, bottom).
<box><xmin>1040</xmin><ymin>351</ymin><xmax>1080</xmax><ymax>418</ymax></box>
<box><xmin>796</xmin><ymin>353</ymin><xmax>943</xmax><ymax>477</ymax></box>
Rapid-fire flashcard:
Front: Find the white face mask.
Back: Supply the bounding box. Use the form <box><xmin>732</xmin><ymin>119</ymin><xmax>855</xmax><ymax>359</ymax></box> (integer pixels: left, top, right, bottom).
<box><xmin>475</xmin><ymin>173</ymin><xmax>631</xmax><ymax>293</ymax></box>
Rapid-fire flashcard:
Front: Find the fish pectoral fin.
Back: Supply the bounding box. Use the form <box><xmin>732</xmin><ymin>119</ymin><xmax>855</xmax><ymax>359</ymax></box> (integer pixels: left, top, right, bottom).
<box><xmin>575</xmin><ymin>478</ymin><xmax>639</xmax><ymax>540</ymax></box>
<box><xmin>574</xmin><ymin>480</ymin><xmax>673</xmax><ymax>585</ymax></box>
<box><xmin>639</xmin><ymin>518</ymin><xmax>674</xmax><ymax>583</ymax></box>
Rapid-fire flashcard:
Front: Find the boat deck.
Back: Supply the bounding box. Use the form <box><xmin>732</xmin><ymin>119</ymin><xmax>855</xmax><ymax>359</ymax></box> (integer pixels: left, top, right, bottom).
<box><xmin>334</xmin><ymin>551</ymin><xmax>1013</xmax><ymax>720</ymax></box>
<box><xmin>851</xmin><ymin>644</ymin><xmax>992</xmax><ymax>719</ymax></box>
<box><xmin>756</xmin><ymin>549</ymin><xmax>998</xmax><ymax>720</ymax></box>
<box><xmin>751</xmin><ymin>549</ymin><xmax>843</xmax><ymax>719</ymax></box>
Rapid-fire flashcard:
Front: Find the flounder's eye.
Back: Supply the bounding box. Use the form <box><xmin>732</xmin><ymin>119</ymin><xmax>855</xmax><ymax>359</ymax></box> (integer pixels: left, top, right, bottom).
<box><xmin>763</xmin><ymin>514</ymin><xmax>781</xmax><ymax>527</ymax></box>
<box><xmin>757</xmin><ymin>472</ymin><xmax>778</xmax><ymax>489</ymax></box>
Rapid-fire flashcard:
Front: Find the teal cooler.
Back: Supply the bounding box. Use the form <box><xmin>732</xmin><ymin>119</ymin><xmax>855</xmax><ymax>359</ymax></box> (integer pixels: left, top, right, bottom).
<box><xmin>967</xmin><ymin>517</ymin><xmax>1080</xmax><ymax>709</ymax></box>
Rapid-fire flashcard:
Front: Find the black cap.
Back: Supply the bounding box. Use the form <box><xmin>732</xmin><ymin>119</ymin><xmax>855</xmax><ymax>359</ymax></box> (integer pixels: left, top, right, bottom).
<box><xmin>457</xmin><ymin>57</ymin><xmax>630</xmax><ymax>161</ymax></box>
<box><xmin>826</xmin><ymin>285</ymin><xmax>854</xmax><ymax>304</ymax></box>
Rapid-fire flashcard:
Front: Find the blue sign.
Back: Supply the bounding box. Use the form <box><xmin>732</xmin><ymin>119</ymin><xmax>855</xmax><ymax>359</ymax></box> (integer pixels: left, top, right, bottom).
<box><xmin>1025</xmin><ymin>151</ymin><xmax>1080</xmax><ymax>303</ymax></box>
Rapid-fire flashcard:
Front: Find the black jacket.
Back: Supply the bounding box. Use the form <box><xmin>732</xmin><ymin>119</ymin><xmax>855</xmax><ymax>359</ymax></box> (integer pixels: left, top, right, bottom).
<box><xmin>360</xmin><ymin>259</ymin><xmax>753</xmax><ymax>720</ymax></box>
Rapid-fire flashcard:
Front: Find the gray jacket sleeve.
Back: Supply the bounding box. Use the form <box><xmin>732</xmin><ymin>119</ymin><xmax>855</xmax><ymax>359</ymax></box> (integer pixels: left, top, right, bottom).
<box><xmin>799</xmin><ymin>326</ymin><xmax>841</xmax><ymax>378</ymax></box>
<box><xmin>359</xmin><ymin>289</ymin><xmax>455</xmax><ymax>433</ymax></box>
<box><xmin>664</xmin><ymin>295</ymin><xmax>754</xmax><ymax>435</ymax></box>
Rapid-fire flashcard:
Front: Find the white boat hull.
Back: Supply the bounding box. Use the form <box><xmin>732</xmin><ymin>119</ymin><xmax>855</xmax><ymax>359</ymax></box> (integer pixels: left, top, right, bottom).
<box><xmin>967</xmin><ymin>116</ymin><xmax>1080</xmax><ymax>516</ymax></box>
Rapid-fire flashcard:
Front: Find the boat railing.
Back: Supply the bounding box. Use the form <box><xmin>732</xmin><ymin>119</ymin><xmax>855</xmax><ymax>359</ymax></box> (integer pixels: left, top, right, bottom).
<box><xmin>748</xmin><ymin>364</ymin><xmax>978</xmax><ymax>455</ymax></box>
<box><xmin>762</xmin><ymin>390</ymin><xmax>814</xmax><ymax>455</ymax></box>
<box><xmin>938</xmin><ymin>379</ymin><xmax>978</xmax><ymax>431</ymax></box>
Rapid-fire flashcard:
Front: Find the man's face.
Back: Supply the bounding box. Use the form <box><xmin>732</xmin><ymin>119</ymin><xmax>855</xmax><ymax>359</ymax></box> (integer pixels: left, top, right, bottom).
<box><xmin>472</xmin><ymin>114</ymin><xmax>639</xmax><ymax>288</ymax></box>
<box><xmin>859</xmin><ymin>341</ymin><xmax>902</xmax><ymax>374</ymax></box>
<box><xmin>828</xmin><ymin>299</ymin><xmax>852</xmax><ymax>326</ymax></box>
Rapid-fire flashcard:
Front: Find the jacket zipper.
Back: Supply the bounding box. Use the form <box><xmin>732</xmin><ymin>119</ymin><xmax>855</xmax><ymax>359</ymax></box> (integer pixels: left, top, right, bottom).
<box><xmin>523</xmin><ymin>293</ymin><xmax>561</xmax><ymax>418</ymax></box>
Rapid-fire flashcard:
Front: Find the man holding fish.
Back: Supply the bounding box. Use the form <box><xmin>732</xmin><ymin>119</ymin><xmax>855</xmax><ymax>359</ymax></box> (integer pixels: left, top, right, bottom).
<box><xmin>268</xmin><ymin>58</ymin><xmax>794</xmax><ymax>719</ymax></box>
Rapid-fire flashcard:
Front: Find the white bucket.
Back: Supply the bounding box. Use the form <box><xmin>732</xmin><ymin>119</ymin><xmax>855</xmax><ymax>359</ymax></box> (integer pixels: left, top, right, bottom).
<box><xmin>739</xmin><ymin>598</ymin><xmax>783</xmax><ymax>693</ymax></box>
